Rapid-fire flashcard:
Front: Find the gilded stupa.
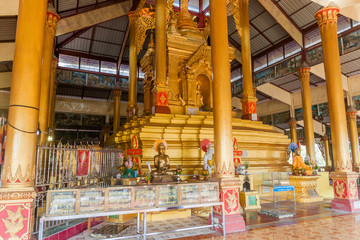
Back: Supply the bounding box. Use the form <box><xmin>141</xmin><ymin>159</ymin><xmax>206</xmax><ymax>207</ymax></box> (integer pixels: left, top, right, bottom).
<box><xmin>113</xmin><ymin>0</ymin><xmax>291</xmax><ymax>175</ymax></box>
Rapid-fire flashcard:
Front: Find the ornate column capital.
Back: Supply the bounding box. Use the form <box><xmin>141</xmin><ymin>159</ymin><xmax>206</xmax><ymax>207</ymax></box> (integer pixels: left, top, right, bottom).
<box><xmin>288</xmin><ymin>118</ymin><xmax>297</xmax><ymax>127</ymax></box>
<box><xmin>113</xmin><ymin>89</ymin><xmax>122</xmax><ymax>98</ymax></box>
<box><xmin>315</xmin><ymin>6</ymin><xmax>339</xmax><ymax>27</ymax></box>
<box><xmin>46</xmin><ymin>10</ymin><xmax>60</xmax><ymax>35</ymax></box>
<box><xmin>297</xmin><ymin>66</ymin><xmax>311</xmax><ymax>79</ymax></box>
<box><xmin>128</xmin><ymin>11</ymin><xmax>137</xmax><ymax>26</ymax></box>
<box><xmin>346</xmin><ymin>106</ymin><xmax>358</xmax><ymax>121</ymax></box>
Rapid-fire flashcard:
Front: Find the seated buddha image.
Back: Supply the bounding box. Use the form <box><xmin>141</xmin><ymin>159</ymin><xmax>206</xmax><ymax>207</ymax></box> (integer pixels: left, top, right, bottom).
<box><xmin>151</xmin><ymin>139</ymin><xmax>175</xmax><ymax>183</ymax></box>
<box><xmin>153</xmin><ymin>142</ymin><xmax>170</xmax><ymax>175</ymax></box>
<box><xmin>293</xmin><ymin>148</ymin><xmax>313</xmax><ymax>176</ymax></box>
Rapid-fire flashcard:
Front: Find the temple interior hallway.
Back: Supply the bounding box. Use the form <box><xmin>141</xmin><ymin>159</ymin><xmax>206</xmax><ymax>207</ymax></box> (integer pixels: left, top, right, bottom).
<box><xmin>62</xmin><ymin>201</ymin><xmax>360</xmax><ymax>240</ymax></box>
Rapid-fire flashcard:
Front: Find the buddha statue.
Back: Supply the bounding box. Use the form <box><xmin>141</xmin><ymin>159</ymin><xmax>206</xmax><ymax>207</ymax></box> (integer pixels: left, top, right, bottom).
<box><xmin>154</xmin><ymin>143</ymin><xmax>170</xmax><ymax>175</ymax></box>
<box><xmin>151</xmin><ymin>139</ymin><xmax>175</xmax><ymax>183</ymax></box>
<box><xmin>293</xmin><ymin>148</ymin><xmax>313</xmax><ymax>176</ymax></box>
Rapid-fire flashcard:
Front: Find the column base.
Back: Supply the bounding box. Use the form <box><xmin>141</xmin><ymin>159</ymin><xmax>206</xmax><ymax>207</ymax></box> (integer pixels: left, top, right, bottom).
<box><xmin>153</xmin><ymin>105</ymin><xmax>171</xmax><ymax>114</ymax></box>
<box><xmin>331</xmin><ymin>198</ymin><xmax>360</xmax><ymax>212</ymax></box>
<box><xmin>210</xmin><ymin>212</ymin><xmax>245</xmax><ymax>234</ymax></box>
<box><xmin>211</xmin><ymin>177</ymin><xmax>246</xmax><ymax>234</ymax></box>
<box><xmin>330</xmin><ymin>171</ymin><xmax>360</xmax><ymax>212</ymax></box>
<box><xmin>0</xmin><ymin>188</ymin><xmax>36</xmax><ymax>240</ymax></box>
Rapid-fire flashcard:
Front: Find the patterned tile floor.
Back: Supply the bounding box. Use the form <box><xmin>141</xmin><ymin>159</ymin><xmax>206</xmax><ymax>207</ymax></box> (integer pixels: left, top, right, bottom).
<box><xmin>68</xmin><ymin>201</ymin><xmax>360</xmax><ymax>240</ymax></box>
<box><xmin>178</xmin><ymin>213</ymin><xmax>360</xmax><ymax>240</ymax></box>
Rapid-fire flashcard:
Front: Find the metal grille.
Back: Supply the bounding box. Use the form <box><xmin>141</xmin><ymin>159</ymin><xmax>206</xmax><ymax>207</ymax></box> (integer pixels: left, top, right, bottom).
<box><xmin>33</xmin><ymin>144</ymin><xmax>122</xmax><ymax>235</ymax></box>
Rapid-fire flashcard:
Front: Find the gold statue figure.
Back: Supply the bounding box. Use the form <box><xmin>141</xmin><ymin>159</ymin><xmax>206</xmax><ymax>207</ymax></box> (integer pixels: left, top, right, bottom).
<box><xmin>154</xmin><ymin>143</ymin><xmax>170</xmax><ymax>175</ymax></box>
<box><xmin>151</xmin><ymin>139</ymin><xmax>174</xmax><ymax>182</ymax></box>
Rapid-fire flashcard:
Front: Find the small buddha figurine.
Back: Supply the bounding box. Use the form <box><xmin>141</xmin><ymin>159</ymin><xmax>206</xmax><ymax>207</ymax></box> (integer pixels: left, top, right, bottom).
<box><xmin>154</xmin><ymin>143</ymin><xmax>170</xmax><ymax>175</ymax></box>
<box><xmin>151</xmin><ymin>139</ymin><xmax>174</xmax><ymax>182</ymax></box>
<box><xmin>293</xmin><ymin>148</ymin><xmax>313</xmax><ymax>176</ymax></box>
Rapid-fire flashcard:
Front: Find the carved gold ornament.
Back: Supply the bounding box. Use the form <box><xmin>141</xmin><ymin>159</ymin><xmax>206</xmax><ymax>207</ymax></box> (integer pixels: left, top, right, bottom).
<box><xmin>335</xmin><ymin>181</ymin><xmax>345</xmax><ymax>198</ymax></box>
<box><xmin>2</xmin><ymin>206</ymin><xmax>27</xmax><ymax>239</ymax></box>
<box><xmin>1</xmin><ymin>164</ymin><xmax>35</xmax><ymax>184</ymax></box>
<box><xmin>225</xmin><ymin>190</ymin><xmax>239</xmax><ymax>214</ymax></box>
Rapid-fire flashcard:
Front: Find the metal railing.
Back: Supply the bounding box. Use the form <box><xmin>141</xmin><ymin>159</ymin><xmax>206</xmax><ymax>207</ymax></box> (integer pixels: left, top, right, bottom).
<box><xmin>33</xmin><ymin>144</ymin><xmax>122</xmax><ymax>236</ymax></box>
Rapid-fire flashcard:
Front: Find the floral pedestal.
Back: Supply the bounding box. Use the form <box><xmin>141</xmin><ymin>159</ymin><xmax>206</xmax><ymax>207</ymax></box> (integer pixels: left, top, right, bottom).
<box><xmin>289</xmin><ymin>176</ymin><xmax>323</xmax><ymax>203</ymax></box>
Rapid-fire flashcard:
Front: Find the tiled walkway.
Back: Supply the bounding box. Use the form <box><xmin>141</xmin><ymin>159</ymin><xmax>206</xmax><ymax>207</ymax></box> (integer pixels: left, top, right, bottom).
<box><xmin>62</xmin><ymin>201</ymin><xmax>360</xmax><ymax>240</ymax></box>
<box><xmin>179</xmin><ymin>212</ymin><xmax>360</xmax><ymax>240</ymax></box>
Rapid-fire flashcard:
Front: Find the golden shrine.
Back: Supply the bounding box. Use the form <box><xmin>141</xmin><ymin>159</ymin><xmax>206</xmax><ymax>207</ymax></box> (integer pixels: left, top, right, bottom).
<box><xmin>111</xmin><ymin>1</ymin><xmax>291</xmax><ymax>176</ymax></box>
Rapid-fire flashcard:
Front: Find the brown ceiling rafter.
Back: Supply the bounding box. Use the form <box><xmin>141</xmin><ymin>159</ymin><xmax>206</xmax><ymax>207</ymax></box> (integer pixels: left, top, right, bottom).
<box><xmin>57</xmin><ymin>0</ymin><xmax>122</xmax><ymax>17</ymax></box>
<box><xmin>249</xmin><ymin>21</ymin><xmax>273</xmax><ymax>46</ymax></box>
<box><xmin>56</xmin><ymin>27</ymin><xmax>92</xmax><ymax>48</ymax></box>
<box><xmin>89</xmin><ymin>26</ymin><xmax>97</xmax><ymax>55</ymax></box>
<box><xmin>117</xmin><ymin>21</ymin><xmax>130</xmax><ymax>71</ymax></box>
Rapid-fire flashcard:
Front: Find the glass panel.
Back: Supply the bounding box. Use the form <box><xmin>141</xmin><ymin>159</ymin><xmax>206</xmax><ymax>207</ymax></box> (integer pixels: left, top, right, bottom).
<box><xmin>254</xmin><ymin>55</ymin><xmax>267</xmax><ymax>72</ymax></box>
<box><xmin>284</xmin><ymin>41</ymin><xmax>301</xmax><ymax>58</ymax></box>
<box><xmin>157</xmin><ymin>185</ymin><xmax>178</xmax><ymax>206</ymax></box>
<box><xmin>58</xmin><ymin>54</ymin><xmax>79</xmax><ymax>69</ymax></box>
<box><xmin>80</xmin><ymin>58</ymin><xmax>99</xmax><ymax>72</ymax></box>
<box><xmin>134</xmin><ymin>186</ymin><xmax>156</xmax><ymax>208</ymax></box>
<box><xmin>180</xmin><ymin>184</ymin><xmax>200</xmax><ymax>204</ymax></box>
<box><xmin>79</xmin><ymin>189</ymin><xmax>105</xmax><ymax>213</ymax></box>
<box><xmin>119</xmin><ymin>64</ymin><xmax>129</xmax><ymax>77</ymax></box>
<box><xmin>200</xmin><ymin>183</ymin><xmax>219</xmax><ymax>203</ymax></box>
<box><xmin>337</xmin><ymin>16</ymin><xmax>351</xmax><ymax>34</ymax></box>
<box><xmin>47</xmin><ymin>190</ymin><xmax>77</xmax><ymax>216</ymax></box>
<box><xmin>268</xmin><ymin>48</ymin><xmax>283</xmax><ymax>65</ymax></box>
<box><xmin>107</xmin><ymin>187</ymin><xmax>132</xmax><ymax>211</ymax></box>
<box><xmin>101</xmin><ymin>61</ymin><xmax>117</xmax><ymax>74</ymax></box>
<box><xmin>305</xmin><ymin>28</ymin><xmax>321</xmax><ymax>48</ymax></box>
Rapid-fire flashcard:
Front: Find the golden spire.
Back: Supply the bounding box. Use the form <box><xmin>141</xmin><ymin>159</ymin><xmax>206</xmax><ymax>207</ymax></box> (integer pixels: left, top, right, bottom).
<box><xmin>177</xmin><ymin>0</ymin><xmax>198</xmax><ymax>36</ymax></box>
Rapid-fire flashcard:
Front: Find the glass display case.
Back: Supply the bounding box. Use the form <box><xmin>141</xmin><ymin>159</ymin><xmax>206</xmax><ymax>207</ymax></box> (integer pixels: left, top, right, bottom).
<box><xmin>157</xmin><ymin>185</ymin><xmax>178</xmax><ymax>207</ymax></box>
<box><xmin>133</xmin><ymin>186</ymin><xmax>156</xmax><ymax>208</ymax></box>
<box><xmin>106</xmin><ymin>187</ymin><xmax>133</xmax><ymax>211</ymax></box>
<box><xmin>179</xmin><ymin>184</ymin><xmax>200</xmax><ymax>205</ymax></box>
<box><xmin>262</xmin><ymin>172</ymin><xmax>290</xmax><ymax>186</ymax></box>
<box><xmin>45</xmin><ymin>182</ymin><xmax>220</xmax><ymax>217</ymax></box>
<box><xmin>46</xmin><ymin>190</ymin><xmax>77</xmax><ymax>216</ymax></box>
<box><xmin>79</xmin><ymin>189</ymin><xmax>105</xmax><ymax>213</ymax></box>
<box><xmin>200</xmin><ymin>183</ymin><xmax>219</xmax><ymax>203</ymax></box>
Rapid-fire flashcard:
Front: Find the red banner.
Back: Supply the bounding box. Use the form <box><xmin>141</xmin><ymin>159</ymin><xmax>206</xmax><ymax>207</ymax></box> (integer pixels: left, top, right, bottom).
<box><xmin>77</xmin><ymin>150</ymin><xmax>90</xmax><ymax>176</ymax></box>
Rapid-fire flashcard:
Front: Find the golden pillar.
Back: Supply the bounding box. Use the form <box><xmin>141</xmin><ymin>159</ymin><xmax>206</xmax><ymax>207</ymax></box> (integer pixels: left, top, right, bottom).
<box><xmin>48</xmin><ymin>57</ymin><xmax>58</xmax><ymax>140</ymax></box>
<box><xmin>288</xmin><ymin>118</ymin><xmax>298</xmax><ymax>143</ymax></box>
<box><xmin>209</xmin><ymin>0</ymin><xmax>245</xmax><ymax>232</ymax></box>
<box><xmin>298</xmin><ymin>65</ymin><xmax>316</xmax><ymax>166</ymax></box>
<box><xmin>316</xmin><ymin>6</ymin><xmax>360</xmax><ymax>212</ymax></box>
<box><xmin>347</xmin><ymin>106</ymin><xmax>360</xmax><ymax>169</ymax></box>
<box><xmin>239</xmin><ymin>0</ymin><xmax>257</xmax><ymax>121</ymax></box>
<box><xmin>38</xmin><ymin>9</ymin><xmax>60</xmax><ymax>145</ymax></box>
<box><xmin>113</xmin><ymin>89</ymin><xmax>122</xmax><ymax>134</ymax></box>
<box><xmin>322</xmin><ymin>135</ymin><xmax>332</xmax><ymax>168</ymax></box>
<box><xmin>153</xmin><ymin>0</ymin><xmax>170</xmax><ymax>114</ymax></box>
<box><xmin>127</xmin><ymin>12</ymin><xmax>138</xmax><ymax>119</ymax></box>
<box><xmin>0</xmin><ymin>0</ymin><xmax>47</xmax><ymax>238</ymax></box>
